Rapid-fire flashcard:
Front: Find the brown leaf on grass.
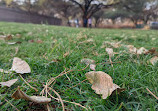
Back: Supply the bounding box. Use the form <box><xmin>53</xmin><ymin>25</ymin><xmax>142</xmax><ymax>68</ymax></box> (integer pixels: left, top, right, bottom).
<box><xmin>28</xmin><ymin>40</ymin><xmax>34</xmax><ymax>43</ymax></box>
<box><xmin>12</xmin><ymin>86</ymin><xmax>51</xmax><ymax>103</ymax></box>
<box><xmin>85</xmin><ymin>71</ymin><xmax>125</xmax><ymax>99</ymax></box>
<box><xmin>10</xmin><ymin>57</ymin><xmax>31</xmax><ymax>74</ymax></box>
<box><xmin>81</xmin><ymin>59</ymin><xmax>96</xmax><ymax>70</ymax></box>
<box><xmin>7</xmin><ymin>41</ymin><xmax>22</xmax><ymax>45</ymax></box>
<box><xmin>16</xmin><ymin>34</ymin><xmax>21</xmax><ymax>38</ymax></box>
<box><xmin>0</xmin><ymin>79</ymin><xmax>18</xmax><ymax>87</ymax></box>
<box><xmin>5</xmin><ymin>34</ymin><xmax>13</xmax><ymax>40</ymax></box>
<box><xmin>90</xmin><ymin>64</ymin><xmax>96</xmax><ymax>71</ymax></box>
<box><xmin>81</xmin><ymin>59</ymin><xmax>95</xmax><ymax>65</ymax></box>
<box><xmin>80</xmin><ymin>39</ymin><xmax>94</xmax><ymax>44</ymax></box>
<box><xmin>149</xmin><ymin>56</ymin><xmax>158</xmax><ymax>65</ymax></box>
<box><xmin>125</xmin><ymin>45</ymin><xmax>137</xmax><ymax>54</ymax></box>
<box><xmin>106</xmin><ymin>48</ymin><xmax>114</xmax><ymax>57</ymax></box>
<box><xmin>145</xmin><ymin>48</ymin><xmax>158</xmax><ymax>56</ymax></box>
<box><xmin>101</xmin><ymin>41</ymin><xmax>121</xmax><ymax>48</ymax></box>
<box><xmin>0</xmin><ymin>35</ymin><xmax>6</xmax><ymax>40</ymax></box>
<box><xmin>36</xmin><ymin>40</ymin><xmax>43</xmax><ymax>43</ymax></box>
<box><xmin>137</xmin><ymin>47</ymin><xmax>148</xmax><ymax>55</ymax></box>
<box><xmin>0</xmin><ymin>34</ymin><xmax>12</xmax><ymax>40</ymax></box>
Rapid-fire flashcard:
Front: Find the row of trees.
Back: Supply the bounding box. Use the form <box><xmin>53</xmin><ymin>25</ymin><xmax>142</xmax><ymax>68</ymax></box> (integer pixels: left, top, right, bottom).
<box><xmin>1</xmin><ymin>0</ymin><xmax>158</xmax><ymax>27</ymax></box>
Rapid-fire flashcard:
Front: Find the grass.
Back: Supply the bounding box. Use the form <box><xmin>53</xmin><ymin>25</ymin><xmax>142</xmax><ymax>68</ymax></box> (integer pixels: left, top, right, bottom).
<box><xmin>0</xmin><ymin>22</ymin><xmax>158</xmax><ymax>111</ymax></box>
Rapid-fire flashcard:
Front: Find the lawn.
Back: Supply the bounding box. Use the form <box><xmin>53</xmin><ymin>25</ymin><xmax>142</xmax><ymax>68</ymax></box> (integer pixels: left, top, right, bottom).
<box><xmin>0</xmin><ymin>22</ymin><xmax>158</xmax><ymax>111</ymax></box>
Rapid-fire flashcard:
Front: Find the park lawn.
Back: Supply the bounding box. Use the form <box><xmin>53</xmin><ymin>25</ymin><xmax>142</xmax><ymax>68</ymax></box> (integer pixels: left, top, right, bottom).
<box><xmin>0</xmin><ymin>22</ymin><xmax>158</xmax><ymax>111</ymax></box>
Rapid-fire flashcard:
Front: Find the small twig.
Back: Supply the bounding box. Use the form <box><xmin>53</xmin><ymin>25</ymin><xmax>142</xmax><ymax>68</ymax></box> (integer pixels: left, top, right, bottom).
<box><xmin>65</xmin><ymin>74</ymin><xmax>71</xmax><ymax>81</ymax></box>
<box><xmin>46</xmin><ymin>82</ymin><xmax>48</xmax><ymax>98</ymax></box>
<box><xmin>47</xmin><ymin>92</ymin><xmax>88</xmax><ymax>110</ymax></box>
<box><xmin>109</xmin><ymin>56</ymin><xmax>113</xmax><ymax>68</ymax></box>
<box><xmin>40</xmin><ymin>64</ymin><xmax>89</xmax><ymax>95</ymax></box>
<box><xmin>46</xmin><ymin>104</ymin><xmax>51</xmax><ymax>111</ymax></box>
<box><xmin>77</xmin><ymin>64</ymin><xmax>89</xmax><ymax>71</ymax></box>
<box><xmin>45</xmin><ymin>82</ymin><xmax>51</xmax><ymax>111</ymax></box>
<box><xmin>0</xmin><ymin>95</ymin><xmax>19</xmax><ymax>111</ymax></box>
<box><xmin>62</xmin><ymin>79</ymin><xmax>88</xmax><ymax>92</ymax></box>
<box><xmin>146</xmin><ymin>88</ymin><xmax>158</xmax><ymax>100</ymax></box>
<box><xmin>48</xmin><ymin>87</ymin><xmax>65</xmax><ymax>111</ymax></box>
<box><xmin>19</xmin><ymin>74</ymin><xmax>38</xmax><ymax>92</ymax></box>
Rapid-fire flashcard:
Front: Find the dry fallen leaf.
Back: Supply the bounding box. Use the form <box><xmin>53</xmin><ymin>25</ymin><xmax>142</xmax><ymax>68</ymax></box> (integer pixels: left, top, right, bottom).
<box><xmin>0</xmin><ymin>79</ymin><xmax>18</xmax><ymax>87</ymax></box>
<box><xmin>12</xmin><ymin>86</ymin><xmax>51</xmax><ymax>103</ymax></box>
<box><xmin>85</xmin><ymin>71</ymin><xmax>125</xmax><ymax>99</ymax></box>
<box><xmin>36</xmin><ymin>40</ymin><xmax>43</xmax><ymax>43</ymax></box>
<box><xmin>16</xmin><ymin>34</ymin><xmax>21</xmax><ymax>38</ymax></box>
<box><xmin>0</xmin><ymin>35</ymin><xmax>6</xmax><ymax>40</ymax></box>
<box><xmin>0</xmin><ymin>34</ymin><xmax>12</xmax><ymax>40</ymax></box>
<box><xmin>81</xmin><ymin>59</ymin><xmax>96</xmax><ymax>71</ymax></box>
<box><xmin>90</xmin><ymin>64</ymin><xmax>96</xmax><ymax>71</ymax></box>
<box><xmin>28</xmin><ymin>40</ymin><xmax>35</xmax><ymax>43</ymax></box>
<box><xmin>137</xmin><ymin>47</ymin><xmax>148</xmax><ymax>55</ymax></box>
<box><xmin>81</xmin><ymin>59</ymin><xmax>95</xmax><ymax>65</ymax></box>
<box><xmin>150</xmin><ymin>56</ymin><xmax>158</xmax><ymax>65</ymax></box>
<box><xmin>7</xmin><ymin>42</ymin><xmax>17</xmax><ymax>45</ymax></box>
<box><xmin>101</xmin><ymin>41</ymin><xmax>121</xmax><ymax>48</ymax></box>
<box><xmin>106</xmin><ymin>48</ymin><xmax>114</xmax><ymax>57</ymax></box>
<box><xmin>5</xmin><ymin>34</ymin><xmax>13</xmax><ymax>40</ymax></box>
<box><xmin>10</xmin><ymin>57</ymin><xmax>31</xmax><ymax>74</ymax></box>
<box><xmin>145</xmin><ymin>48</ymin><xmax>158</xmax><ymax>56</ymax></box>
<box><xmin>125</xmin><ymin>45</ymin><xmax>137</xmax><ymax>54</ymax></box>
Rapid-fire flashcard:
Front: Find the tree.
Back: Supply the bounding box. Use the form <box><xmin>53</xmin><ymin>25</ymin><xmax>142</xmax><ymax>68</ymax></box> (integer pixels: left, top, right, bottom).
<box><xmin>69</xmin><ymin>0</ymin><xmax>121</xmax><ymax>27</ymax></box>
<box><xmin>51</xmin><ymin>0</ymin><xmax>79</xmax><ymax>26</ymax></box>
<box><xmin>93</xmin><ymin>10</ymin><xmax>104</xmax><ymax>27</ymax></box>
<box><xmin>120</xmin><ymin>0</ymin><xmax>158</xmax><ymax>26</ymax></box>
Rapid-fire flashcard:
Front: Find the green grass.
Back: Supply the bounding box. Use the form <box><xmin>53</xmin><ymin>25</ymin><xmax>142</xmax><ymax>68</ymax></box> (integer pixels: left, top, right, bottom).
<box><xmin>0</xmin><ymin>22</ymin><xmax>158</xmax><ymax>111</ymax></box>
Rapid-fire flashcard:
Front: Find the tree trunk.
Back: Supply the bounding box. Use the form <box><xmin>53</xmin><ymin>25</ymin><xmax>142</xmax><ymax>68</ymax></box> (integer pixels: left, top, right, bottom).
<box><xmin>94</xmin><ymin>18</ymin><xmax>99</xmax><ymax>27</ymax></box>
<box><xmin>83</xmin><ymin>16</ymin><xmax>88</xmax><ymax>27</ymax></box>
<box><xmin>131</xmin><ymin>18</ymin><xmax>138</xmax><ymax>27</ymax></box>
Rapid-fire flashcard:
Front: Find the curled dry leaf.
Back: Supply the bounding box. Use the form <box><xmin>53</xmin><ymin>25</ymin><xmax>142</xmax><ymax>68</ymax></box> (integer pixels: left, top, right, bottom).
<box><xmin>7</xmin><ymin>42</ymin><xmax>17</xmax><ymax>45</ymax></box>
<box><xmin>28</xmin><ymin>40</ymin><xmax>34</xmax><ymax>43</ymax></box>
<box><xmin>145</xmin><ymin>48</ymin><xmax>158</xmax><ymax>56</ymax></box>
<box><xmin>150</xmin><ymin>56</ymin><xmax>158</xmax><ymax>65</ymax></box>
<box><xmin>12</xmin><ymin>87</ymin><xmax>51</xmax><ymax>103</ymax></box>
<box><xmin>36</xmin><ymin>40</ymin><xmax>43</xmax><ymax>43</ymax></box>
<box><xmin>81</xmin><ymin>58</ymin><xmax>95</xmax><ymax>65</ymax></box>
<box><xmin>10</xmin><ymin>57</ymin><xmax>31</xmax><ymax>74</ymax></box>
<box><xmin>101</xmin><ymin>41</ymin><xmax>121</xmax><ymax>48</ymax></box>
<box><xmin>80</xmin><ymin>39</ymin><xmax>94</xmax><ymax>44</ymax></box>
<box><xmin>137</xmin><ymin>47</ymin><xmax>148</xmax><ymax>55</ymax></box>
<box><xmin>85</xmin><ymin>71</ymin><xmax>125</xmax><ymax>99</ymax></box>
<box><xmin>90</xmin><ymin>64</ymin><xmax>96</xmax><ymax>71</ymax></box>
<box><xmin>7</xmin><ymin>41</ymin><xmax>22</xmax><ymax>45</ymax></box>
<box><xmin>81</xmin><ymin>59</ymin><xmax>96</xmax><ymax>70</ymax></box>
<box><xmin>106</xmin><ymin>48</ymin><xmax>114</xmax><ymax>57</ymax></box>
<box><xmin>81</xmin><ymin>59</ymin><xmax>96</xmax><ymax>71</ymax></box>
<box><xmin>0</xmin><ymin>34</ymin><xmax>12</xmax><ymax>40</ymax></box>
<box><xmin>125</xmin><ymin>45</ymin><xmax>137</xmax><ymax>54</ymax></box>
<box><xmin>0</xmin><ymin>79</ymin><xmax>18</xmax><ymax>87</ymax></box>
<box><xmin>16</xmin><ymin>34</ymin><xmax>21</xmax><ymax>38</ymax></box>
